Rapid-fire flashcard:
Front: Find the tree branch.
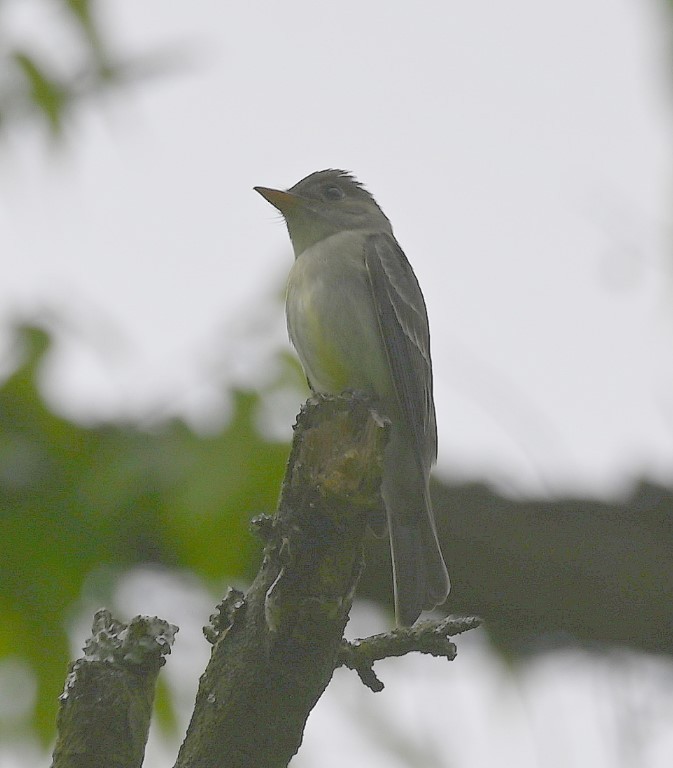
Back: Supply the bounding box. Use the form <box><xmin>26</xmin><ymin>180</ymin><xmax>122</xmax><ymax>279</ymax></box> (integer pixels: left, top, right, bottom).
<box><xmin>173</xmin><ymin>393</ymin><xmax>390</xmax><ymax>768</ymax></box>
<box><xmin>338</xmin><ymin>615</ymin><xmax>481</xmax><ymax>692</ymax></box>
<box><xmin>50</xmin><ymin>609</ymin><xmax>177</xmax><ymax>768</ymax></box>
<box><xmin>357</xmin><ymin>479</ymin><xmax>673</xmax><ymax>655</ymax></box>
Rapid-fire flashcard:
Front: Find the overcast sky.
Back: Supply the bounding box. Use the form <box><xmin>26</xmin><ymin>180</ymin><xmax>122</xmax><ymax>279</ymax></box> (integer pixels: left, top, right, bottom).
<box><xmin>2</xmin><ymin>0</ymin><xmax>672</xmax><ymax>501</ymax></box>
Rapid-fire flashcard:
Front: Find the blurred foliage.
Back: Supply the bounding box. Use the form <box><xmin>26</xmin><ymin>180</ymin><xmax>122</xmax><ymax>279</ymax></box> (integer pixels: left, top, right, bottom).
<box><xmin>4</xmin><ymin>321</ymin><xmax>673</xmax><ymax>747</ymax></box>
<box><xmin>0</xmin><ymin>323</ymin><xmax>289</xmax><ymax>741</ymax></box>
<box><xmin>0</xmin><ymin>0</ymin><xmax>175</xmax><ymax>138</ymax></box>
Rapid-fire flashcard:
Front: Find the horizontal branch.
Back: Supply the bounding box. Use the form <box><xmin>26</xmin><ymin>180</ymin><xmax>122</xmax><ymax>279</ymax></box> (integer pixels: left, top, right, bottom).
<box><xmin>338</xmin><ymin>615</ymin><xmax>481</xmax><ymax>691</ymax></box>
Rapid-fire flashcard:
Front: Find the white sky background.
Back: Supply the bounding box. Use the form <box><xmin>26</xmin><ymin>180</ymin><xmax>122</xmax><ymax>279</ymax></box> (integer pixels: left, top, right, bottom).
<box><xmin>2</xmin><ymin>0</ymin><xmax>673</xmax><ymax>497</ymax></box>
<box><xmin>1</xmin><ymin>1</ymin><xmax>673</xmax><ymax>766</ymax></box>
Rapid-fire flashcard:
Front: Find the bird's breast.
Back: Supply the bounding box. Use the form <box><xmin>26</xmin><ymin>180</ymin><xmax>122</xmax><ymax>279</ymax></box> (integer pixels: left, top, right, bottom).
<box><xmin>285</xmin><ymin>232</ymin><xmax>392</xmax><ymax>399</ymax></box>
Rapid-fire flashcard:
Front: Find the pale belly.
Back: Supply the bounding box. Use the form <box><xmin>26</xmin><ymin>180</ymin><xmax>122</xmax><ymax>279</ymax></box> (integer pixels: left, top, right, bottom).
<box><xmin>285</xmin><ymin>233</ymin><xmax>393</xmax><ymax>402</ymax></box>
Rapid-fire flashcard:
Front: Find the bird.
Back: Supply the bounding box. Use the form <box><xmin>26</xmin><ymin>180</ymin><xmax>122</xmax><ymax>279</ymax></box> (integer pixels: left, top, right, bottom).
<box><xmin>255</xmin><ymin>169</ymin><xmax>449</xmax><ymax>625</ymax></box>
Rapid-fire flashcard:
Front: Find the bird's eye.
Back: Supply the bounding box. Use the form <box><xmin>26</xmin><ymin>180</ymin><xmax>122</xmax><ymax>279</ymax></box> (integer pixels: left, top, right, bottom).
<box><xmin>322</xmin><ymin>185</ymin><xmax>345</xmax><ymax>201</ymax></box>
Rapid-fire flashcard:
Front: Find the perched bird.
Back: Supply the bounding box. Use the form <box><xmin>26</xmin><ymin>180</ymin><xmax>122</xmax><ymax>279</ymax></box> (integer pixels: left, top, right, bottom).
<box><xmin>255</xmin><ymin>169</ymin><xmax>449</xmax><ymax>625</ymax></box>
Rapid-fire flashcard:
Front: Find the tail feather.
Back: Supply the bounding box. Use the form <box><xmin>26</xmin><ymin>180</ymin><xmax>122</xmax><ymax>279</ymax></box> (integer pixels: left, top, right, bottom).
<box><xmin>388</xmin><ymin>502</ymin><xmax>450</xmax><ymax>625</ymax></box>
<box><xmin>383</xmin><ymin>433</ymin><xmax>450</xmax><ymax>626</ymax></box>
<box><xmin>388</xmin><ymin>518</ymin><xmax>426</xmax><ymax>626</ymax></box>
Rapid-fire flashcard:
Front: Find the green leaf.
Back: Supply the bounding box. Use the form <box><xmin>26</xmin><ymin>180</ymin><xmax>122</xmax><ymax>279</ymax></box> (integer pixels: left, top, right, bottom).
<box><xmin>12</xmin><ymin>53</ymin><xmax>68</xmax><ymax>135</ymax></box>
<box><xmin>0</xmin><ymin>324</ymin><xmax>292</xmax><ymax>741</ymax></box>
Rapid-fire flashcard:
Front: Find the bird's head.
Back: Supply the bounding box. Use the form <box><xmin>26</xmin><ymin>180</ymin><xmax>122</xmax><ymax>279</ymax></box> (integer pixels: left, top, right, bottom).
<box><xmin>255</xmin><ymin>169</ymin><xmax>392</xmax><ymax>256</ymax></box>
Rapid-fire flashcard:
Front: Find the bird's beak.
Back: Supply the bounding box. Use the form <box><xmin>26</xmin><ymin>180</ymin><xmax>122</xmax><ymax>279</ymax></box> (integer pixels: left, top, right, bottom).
<box><xmin>254</xmin><ymin>186</ymin><xmax>302</xmax><ymax>215</ymax></box>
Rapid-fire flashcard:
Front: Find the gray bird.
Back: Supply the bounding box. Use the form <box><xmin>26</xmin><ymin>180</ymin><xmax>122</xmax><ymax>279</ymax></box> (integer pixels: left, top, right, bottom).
<box><xmin>255</xmin><ymin>169</ymin><xmax>450</xmax><ymax>625</ymax></box>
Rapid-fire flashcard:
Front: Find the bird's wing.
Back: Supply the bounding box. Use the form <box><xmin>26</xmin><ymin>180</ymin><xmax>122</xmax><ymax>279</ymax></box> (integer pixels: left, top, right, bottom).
<box><xmin>364</xmin><ymin>232</ymin><xmax>437</xmax><ymax>468</ymax></box>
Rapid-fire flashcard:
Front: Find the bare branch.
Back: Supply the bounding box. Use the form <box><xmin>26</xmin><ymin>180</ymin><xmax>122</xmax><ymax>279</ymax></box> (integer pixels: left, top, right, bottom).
<box><xmin>174</xmin><ymin>393</ymin><xmax>390</xmax><ymax>768</ymax></box>
<box><xmin>338</xmin><ymin>615</ymin><xmax>481</xmax><ymax>692</ymax></box>
<box><xmin>50</xmin><ymin>609</ymin><xmax>177</xmax><ymax>768</ymax></box>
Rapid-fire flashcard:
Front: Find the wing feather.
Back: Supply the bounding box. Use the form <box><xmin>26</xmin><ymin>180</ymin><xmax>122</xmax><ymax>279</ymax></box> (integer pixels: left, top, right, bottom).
<box><xmin>364</xmin><ymin>233</ymin><xmax>437</xmax><ymax>469</ymax></box>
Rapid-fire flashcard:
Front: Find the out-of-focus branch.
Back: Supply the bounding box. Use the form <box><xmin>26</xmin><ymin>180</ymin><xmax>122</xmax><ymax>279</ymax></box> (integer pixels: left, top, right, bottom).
<box><xmin>359</xmin><ymin>480</ymin><xmax>673</xmax><ymax>655</ymax></box>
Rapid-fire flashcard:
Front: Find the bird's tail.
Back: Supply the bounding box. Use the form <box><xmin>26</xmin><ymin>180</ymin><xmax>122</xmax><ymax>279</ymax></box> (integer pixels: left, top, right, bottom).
<box><xmin>383</xmin><ymin>440</ymin><xmax>450</xmax><ymax>626</ymax></box>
